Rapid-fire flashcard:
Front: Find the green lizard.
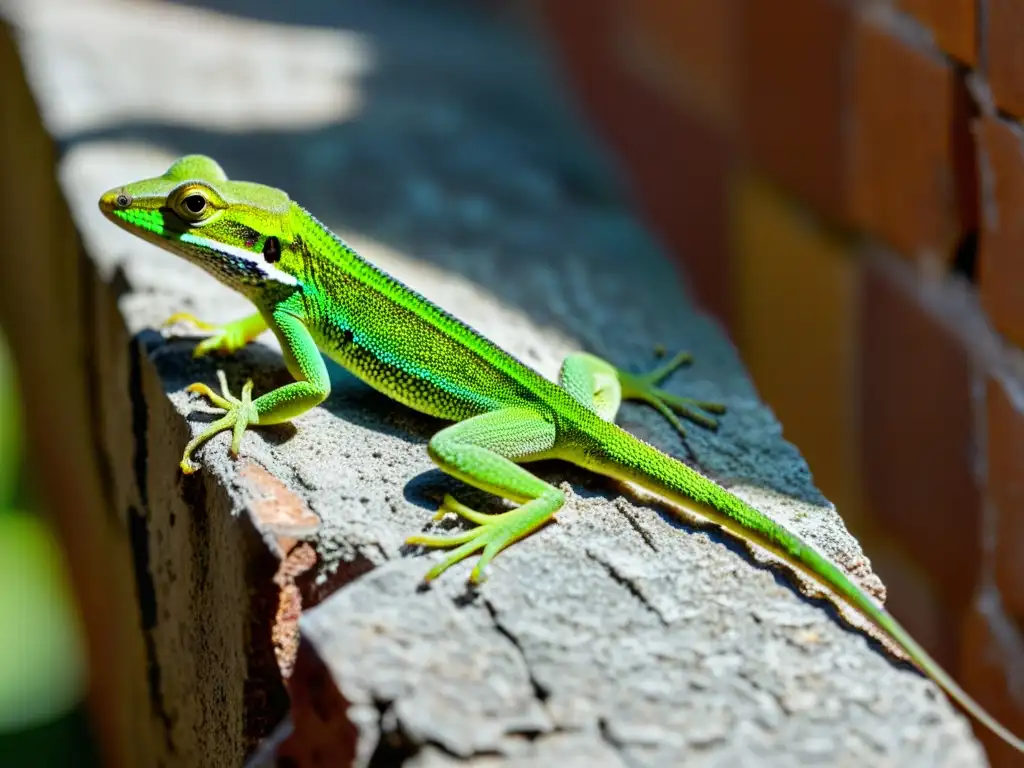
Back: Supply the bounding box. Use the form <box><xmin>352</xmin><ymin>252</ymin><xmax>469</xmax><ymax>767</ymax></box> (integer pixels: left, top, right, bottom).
<box><xmin>100</xmin><ymin>155</ymin><xmax>1024</xmax><ymax>753</ymax></box>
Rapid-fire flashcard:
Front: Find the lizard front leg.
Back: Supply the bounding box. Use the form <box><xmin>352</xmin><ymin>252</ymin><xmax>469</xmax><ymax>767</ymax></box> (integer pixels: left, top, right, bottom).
<box><xmin>406</xmin><ymin>407</ymin><xmax>563</xmax><ymax>584</ymax></box>
<box><xmin>559</xmin><ymin>351</ymin><xmax>725</xmax><ymax>437</ymax></box>
<box><xmin>180</xmin><ymin>309</ymin><xmax>329</xmax><ymax>473</ymax></box>
<box><xmin>164</xmin><ymin>310</ymin><xmax>268</xmax><ymax>358</ymax></box>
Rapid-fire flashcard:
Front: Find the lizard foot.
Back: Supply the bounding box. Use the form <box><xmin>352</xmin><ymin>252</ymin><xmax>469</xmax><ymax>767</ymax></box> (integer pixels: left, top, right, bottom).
<box><xmin>407</xmin><ymin>493</ymin><xmax>556</xmax><ymax>584</ymax></box>
<box><xmin>619</xmin><ymin>350</ymin><xmax>726</xmax><ymax>437</ymax></box>
<box><xmin>180</xmin><ymin>370</ymin><xmax>258</xmax><ymax>474</ymax></box>
<box><xmin>163</xmin><ymin>312</ymin><xmax>251</xmax><ymax>358</ymax></box>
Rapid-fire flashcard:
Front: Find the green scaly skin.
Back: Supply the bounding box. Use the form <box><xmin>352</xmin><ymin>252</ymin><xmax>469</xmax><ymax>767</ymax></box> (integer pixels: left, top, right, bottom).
<box><xmin>99</xmin><ymin>156</ymin><xmax>1023</xmax><ymax>752</ymax></box>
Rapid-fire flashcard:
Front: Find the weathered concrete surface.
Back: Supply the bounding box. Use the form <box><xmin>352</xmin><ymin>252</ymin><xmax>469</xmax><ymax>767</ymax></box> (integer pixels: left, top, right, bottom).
<box><xmin>0</xmin><ymin>0</ymin><xmax>988</xmax><ymax>765</ymax></box>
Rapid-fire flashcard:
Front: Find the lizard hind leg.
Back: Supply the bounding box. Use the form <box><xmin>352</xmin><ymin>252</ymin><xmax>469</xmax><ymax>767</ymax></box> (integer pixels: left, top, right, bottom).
<box><xmin>560</xmin><ymin>350</ymin><xmax>725</xmax><ymax>438</ymax></box>
<box><xmin>405</xmin><ymin>407</ymin><xmax>564</xmax><ymax>584</ymax></box>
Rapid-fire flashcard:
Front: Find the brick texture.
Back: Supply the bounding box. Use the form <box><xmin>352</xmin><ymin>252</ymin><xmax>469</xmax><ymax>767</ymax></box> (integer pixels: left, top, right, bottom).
<box><xmin>986</xmin><ymin>0</ymin><xmax>1024</xmax><ymax>119</ymax></box>
<box><xmin>625</xmin><ymin>0</ymin><xmax>738</xmax><ymax>130</ymax></box>
<box><xmin>987</xmin><ymin>375</ymin><xmax>1024</xmax><ymax>620</ymax></box>
<box><xmin>739</xmin><ymin>0</ymin><xmax>853</xmax><ymax>222</ymax></box>
<box><xmin>866</xmin><ymin>535</ymin><xmax>961</xmax><ymax>671</ymax></box>
<box><xmin>539</xmin><ymin>0</ymin><xmax>735</xmax><ymax>329</ymax></box>
<box><xmin>898</xmin><ymin>0</ymin><xmax>977</xmax><ymax>65</ymax></box>
<box><xmin>850</xmin><ymin>16</ymin><xmax>965</xmax><ymax>260</ymax></box>
<box><xmin>733</xmin><ymin>174</ymin><xmax>861</xmax><ymax>521</ymax></box>
<box><xmin>960</xmin><ymin>603</ymin><xmax>1024</xmax><ymax>767</ymax></box>
<box><xmin>859</xmin><ymin>261</ymin><xmax>981</xmax><ymax>613</ymax></box>
<box><xmin>977</xmin><ymin>115</ymin><xmax>1024</xmax><ymax>348</ymax></box>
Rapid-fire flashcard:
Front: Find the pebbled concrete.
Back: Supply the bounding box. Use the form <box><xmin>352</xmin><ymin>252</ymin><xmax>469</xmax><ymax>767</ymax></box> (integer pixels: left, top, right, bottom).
<box><xmin>4</xmin><ymin>0</ymin><xmax>990</xmax><ymax>764</ymax></box>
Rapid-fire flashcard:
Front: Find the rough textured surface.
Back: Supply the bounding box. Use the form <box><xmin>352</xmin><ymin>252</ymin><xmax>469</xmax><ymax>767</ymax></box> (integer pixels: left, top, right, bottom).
<box><xmin>1</xmin><ymin>0</ymin><xmax>990</xmax><ymax>765</ymax></box>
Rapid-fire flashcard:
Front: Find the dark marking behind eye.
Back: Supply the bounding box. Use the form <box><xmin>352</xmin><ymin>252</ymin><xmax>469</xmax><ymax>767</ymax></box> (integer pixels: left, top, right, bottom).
<box><xmin>263</xmin><ymin>236</ymin><xmax>281</xmax><ymax>263</ymax></box>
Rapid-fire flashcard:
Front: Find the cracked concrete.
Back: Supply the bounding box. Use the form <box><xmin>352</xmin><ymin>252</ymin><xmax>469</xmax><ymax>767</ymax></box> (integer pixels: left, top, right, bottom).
<box><xmin>0</xmin><ymin>0</ymin><xmax>993</xmax><ymax>764</ymax></box>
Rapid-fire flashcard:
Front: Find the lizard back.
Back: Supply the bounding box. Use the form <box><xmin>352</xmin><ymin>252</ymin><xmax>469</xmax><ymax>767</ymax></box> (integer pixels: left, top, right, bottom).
<box><xmin>290</xmin><ymin>206</ymin><xmax>568</xmax><ymax>422</ymax></box>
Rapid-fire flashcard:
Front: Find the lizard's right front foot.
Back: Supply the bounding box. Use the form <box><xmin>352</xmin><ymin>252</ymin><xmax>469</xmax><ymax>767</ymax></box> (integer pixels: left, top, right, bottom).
<box><xmin>180</xmin><ymin>370</ymin><xmax>259</xmax><ymax>474</ymax></box>
<box><xmin>163</xmin><ymin>312</ymin><xmax>250</xmax><ymax>358</ymax></box>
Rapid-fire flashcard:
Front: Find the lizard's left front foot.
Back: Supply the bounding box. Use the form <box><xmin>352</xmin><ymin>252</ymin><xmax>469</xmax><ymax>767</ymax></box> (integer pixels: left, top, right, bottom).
<box><xmin>406</xmin><ymin>493</ymin><xmax>557</xmax><ymax>584</ymax></box>
<box><xmin>619</xmin><ymin>351</ymin><xmax>726</xmax><ymax>437</ymax></box>
<box><xmin>180</xmin><ymin>370</ymin><xmax>258</xmax><ymax>474</ymax></box>
<box><xmin>163</xmin><ymin>312</ymin><xmax>250</xmax><ymax>358</ymax></box>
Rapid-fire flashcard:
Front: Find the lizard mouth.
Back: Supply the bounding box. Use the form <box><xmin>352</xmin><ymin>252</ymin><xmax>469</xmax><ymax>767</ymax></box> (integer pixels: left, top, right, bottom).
<box><xmin>97</xmin><ymin>189</ymin><xmax>123</xmax><ymax>217</ymax></box>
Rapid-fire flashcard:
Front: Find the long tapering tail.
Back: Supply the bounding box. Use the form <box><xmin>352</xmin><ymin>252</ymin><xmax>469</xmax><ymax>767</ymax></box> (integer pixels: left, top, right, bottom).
<box><xmin>578</xmin><ymin>420</ymin><xmax>1024</xmax><ymax>753</ymax></box>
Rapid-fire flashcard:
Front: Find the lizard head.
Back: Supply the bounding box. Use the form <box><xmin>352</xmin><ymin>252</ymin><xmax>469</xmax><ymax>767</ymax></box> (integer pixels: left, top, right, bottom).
<box><xmin>99</xmin><ymin>155</ymin><xmax>301</xmax><ymax>297</ymax></box>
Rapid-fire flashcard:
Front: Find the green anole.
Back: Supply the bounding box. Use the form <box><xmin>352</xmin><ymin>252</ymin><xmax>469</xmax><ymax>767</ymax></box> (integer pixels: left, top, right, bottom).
<box><xmin>100</xmin><ymin>155</ymin><xmax>1023</xmax><ymax>753</ymax></box>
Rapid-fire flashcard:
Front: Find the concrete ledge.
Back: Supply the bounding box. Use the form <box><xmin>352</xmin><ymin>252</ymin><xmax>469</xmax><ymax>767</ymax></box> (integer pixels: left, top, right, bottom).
<box><xmin>0</xmin><ymin>0</ymin><xmax>988</xmax><ymax>765</ymax></box>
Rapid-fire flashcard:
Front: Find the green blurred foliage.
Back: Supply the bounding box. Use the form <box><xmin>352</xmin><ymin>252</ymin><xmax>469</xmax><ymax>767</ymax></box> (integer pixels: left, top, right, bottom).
<box><xmin>0</xmin><ymin>515</ymin><xmax>87</xmax><ymax>731</ymax></box>
<box><xmin>0</xmin><ymin>331</ymin><xmax>99</xmax><ymax>766</ymax></box>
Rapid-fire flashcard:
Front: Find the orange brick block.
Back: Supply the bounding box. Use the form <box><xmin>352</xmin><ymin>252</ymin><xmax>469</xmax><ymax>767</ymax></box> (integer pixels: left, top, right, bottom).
<box><xmin>859</xmin><ymin>260</ymin><xmax>981</xmax><ymax>609</ymax></box>
<box><xmin>898</xmin><ymin>0</ymin><xmax>977</xmax><ymax>65</ymax></box>
<box><xmin>732</xmin><ymin>174</ymin><xmax>861</xmax><ymax>520</ymax></box>
<box><xmin>850</xmin><ymin>16</ymin><xmax>965</xmax><ymax>260</ymax></box>
<box><xmin>987</xmin><ymin>374</ymin><xmax>1024</xmax><ymax>620</ymax></box>
<box><xmin>625</xmin><ymin>0</ymin><xmax>738</xmax><ymax>131</ymax></box>
<box><xmin>740</xmin><ymin>2</ymin><xmax>972</xmax><ymax>259</ymax></box>
<box><xmin>538</xmin><ymin>0</ymin><xmax>735</xmax><ymax>329</ymax></box>
<box><xmin>739</xmin><ymin>0</ymin><xmax>854</xmax><ymax>222</ymax></box>
<box><xmin>977</xmin><ymin>115</ymin><xmax>1024</xmax><ymax>348</ymax></box>
<box><xmin>960</xmin><ymin>602</ymin><xmax>1024</xmax><ymax>767</ymax></box>
<box><xmin>986</xmin><ymin>0</ymin><xmax>1024</xmax><ymax>118</ymax></box>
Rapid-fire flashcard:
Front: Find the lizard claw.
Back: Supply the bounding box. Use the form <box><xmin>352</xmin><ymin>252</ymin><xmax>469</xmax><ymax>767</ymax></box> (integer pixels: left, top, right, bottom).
<box><xmin>180</xmin><ymin>370</ymin><xmax>258</xmax><ymax>473</ymax></box>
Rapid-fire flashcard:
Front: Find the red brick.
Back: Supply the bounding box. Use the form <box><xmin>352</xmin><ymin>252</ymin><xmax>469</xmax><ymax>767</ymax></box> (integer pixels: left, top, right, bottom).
<box><xmin>977</xmin><ymin>115</ymin><xmax>1024</xmax><ymax>348</ymax></box>
<box><xmin>601</xmin><ymin>78</ymin><xmax>734</xmax><ymax>331</ymax></box>
<box><xmin>240</xmin><ymin>462</ymin><xmax>321</xmax><ymax>556</ymax></box>
<box><xmin>537</xmin><ymin>0</ymin><xmax>735</xmax><ymax>330</ymax></box>
<box><xmin>739</xmin><ymin>0</ymin><xmax>854</xmax><ymax>222</ymax></box>
<box><xmin>850</xmin><ymin>17</ymin><xmax>964</xmax><ymax>259</ymax></box>
<box><xmin>272</xmin><ymin>543</ymin><xmax>317</xmax><ymax>680</ymax></box>
<box><xmin>987</xmin><ymin>375</ymin><xmax>1024</xmax><ymax>619</ymax></box>
<box><xmin>898</xmin><ymin>0</ymin><xmax>977</xmax><ymax>65</ymax></box>
<box><xmin>534</xmin><ymin>0</ymin><xmax>619</xmax><ymax>120</ymax></box>
<box><xmin>960</xmin><ymin>602</ymin><xmax>1024</xmax><ymax>767</ymax></box>
<box><xmin>859</xmin><ymin>260</ymin><xmax>981</xmax><ymax>610</ymax></box>
<box><xmin>987</xmin><ymin>0</ymin><xmax>1024</xmax><ymax>118</ymax></box>
<box><xmin>952</xmin><ymin>72</ymin><xmax>980</xmax><ymax>239</ymax></box>
<box><xmin>866</xmin><ymin>535</ymin><xmax>961</xmax><ymax>672</ymax></box>
<box><xmin>625</xmin><ymin>0</ymin><xmax>739</xmax><ymax>131</ymax></box>
<box><xmin>277</xmin><ymin>640</ymin><xmax>359</xmax><ymax>766</ymax></box>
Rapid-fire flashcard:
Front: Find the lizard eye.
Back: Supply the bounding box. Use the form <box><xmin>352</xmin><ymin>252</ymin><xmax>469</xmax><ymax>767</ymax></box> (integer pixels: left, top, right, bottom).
<box><xmin>115</xmin><ymin>193</ymin><xmax>132</xmax><ymax>208</ymax></box>
<box><xmin>182</xmin><ymin>194</ymin><xmax>207</xmax><ymax>215</ymax></box>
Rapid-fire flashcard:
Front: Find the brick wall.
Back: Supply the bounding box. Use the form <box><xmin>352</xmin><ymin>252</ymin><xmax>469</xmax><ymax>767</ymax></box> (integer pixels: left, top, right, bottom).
<box><xmin>532</xmin><ymin>1</ymin><xmax>1024</xmax><ymax>762</ymax></box>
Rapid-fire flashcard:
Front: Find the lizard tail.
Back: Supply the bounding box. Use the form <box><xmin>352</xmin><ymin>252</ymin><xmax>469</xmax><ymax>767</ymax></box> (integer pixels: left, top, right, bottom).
<box><xmin>578</xmin><ymin>421</ymin><xmax>1024</xmax><ymax>753</ymax></box>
